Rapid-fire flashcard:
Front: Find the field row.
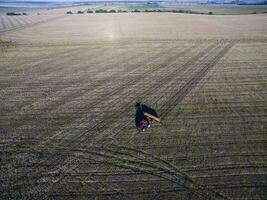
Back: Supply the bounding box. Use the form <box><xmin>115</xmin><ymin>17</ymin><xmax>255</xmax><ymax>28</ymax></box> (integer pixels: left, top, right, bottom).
<box><xmin>1</xmin><ymin>42</ymin><xmax>266</xmax><ymax>199</ymax></box>
<box><xmin>0</xmin><ymin>14</ymin><xmax>65</xmax><ymax>33</ymax></box>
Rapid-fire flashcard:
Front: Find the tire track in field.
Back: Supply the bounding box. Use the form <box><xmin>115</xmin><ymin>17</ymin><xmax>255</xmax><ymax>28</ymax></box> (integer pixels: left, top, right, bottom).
<box><xmin>31</xmin><ymin>43</ymin><xmax>207</xmax><ymax>197</ymax></box>
<box><xmin>77</xmin><ymin>43</ymin><xmax>234</xmax><ymax>199</ymax></box>
<box><xmin>51</xmin><ymin>187</ymin><xmax>184</xmax><ymax>198</ymax></box>
<box><xmin>127</xmin><ymin>139</ymin><xmax>267</xmax><ymax>155</ymax></box>
<box><xmin>4</xmin><ymin>42</ymin><xmax>230</xmax><ymax>198</ymax></box>
<box><xmin>38</xmin><ymin>145</ymin><xmax>228</xmax><ymax>200</ymax></box>
<box><xmin>1</xmin><ymin>44</ymin><xmax>174</xmax><ymax>153</ymax></box>
<box><xmin>39</xmin><ymin>44</ymin><xmax>198</xmax><ymax>145</ymax></box>
<box><xmin>14</xmin><ymin>151</ymin><xmax>264</xmax><ymax>193</ymax></box>
<box><xmin>51</xmin><ymin>43</ymin><xmax>216</xmax><ymax>147</ymax></box>
<box><xmin>49</xmin><ymin>44</ymin><xmax>205</xmax><ymax>147</ymax></box>
<box><xmin>0</xmin><ymin>41</ymin><xmax>182</xmax><ymax>156</ymax></box>
<box><xmin>4</xmin><ymin>43</ymin><xmax>186</xmax><ymax>143</ymax></box>
<box><xmin>27</xmin><ymin>44</ymin><xmax>219</xmax><ymax>199</ymax></box>
<box><xmin>102</xmin><ymin>43</ymin><xmax>225</xmax><ymax>147</ymax></box>
<box><xmin>122</xmin><ymin>43</ymin><xmax>230</xmax><ymax>141</ymax></box>
<box><xmin>145</xmin><ymin>42</ymin><xmax>234</xmax><ymax>196</ymax></box>
<box><xmin>160</xmin><ymin>43</ymin><xmax>234</xmax><ymax>118</ymax></box>
<box><xmin>124</xmin><ymin>42</ymin><xmax>235</xmax><ymax>198</ymax></box>
<box><xmin>145</xmin><ymin>43</ymin><xmax>228</xmax><ymax>110</ymax></box>
<box><xmin>2</xmin><ymin>44</ymin><xmax>196</xmax><ymax>197</ymax></box>
<box><xmin>52</xmin><ymin>147</ymin><xmax>186</xmax><ymax>198</ymax></box>
<box><xmin>1</xmin><ymin>44</ymin><xmax>173</xmax><ymax>131</ymax></box>
<box><xmin>62</xmin><ymin>163</ymin><xmax>267</xmax><ymax>178</ymax></box>
<box><xmin>81</xmin><ymin>144</ymin><xmax>228</xmax><ymax>199</ymax></box>
<box><xmin>1</xmin><ymin>43</ymin><xmax>203</xmax><ymax>152</ymax></box>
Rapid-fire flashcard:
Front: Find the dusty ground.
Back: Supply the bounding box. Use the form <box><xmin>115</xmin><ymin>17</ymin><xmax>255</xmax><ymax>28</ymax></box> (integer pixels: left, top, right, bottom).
<box><xmin>1</xmin><ymin>13</ymin><xmax>267</xmax><ymax>43</ymax></box>
<box><xmin>0</xmin><ymin>11</ymin><xmax>267</xmax><ymax>200</ymax></box>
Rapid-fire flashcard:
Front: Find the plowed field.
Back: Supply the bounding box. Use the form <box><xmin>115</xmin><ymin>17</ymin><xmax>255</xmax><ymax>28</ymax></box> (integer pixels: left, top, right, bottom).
<box><xmin>1</xmin><ymin>12</ymin><xmax>266</xmax><ymax>200</ymax></box>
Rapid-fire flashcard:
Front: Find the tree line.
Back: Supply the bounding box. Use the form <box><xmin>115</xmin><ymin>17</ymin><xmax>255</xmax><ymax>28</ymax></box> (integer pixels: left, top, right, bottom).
<box><xmin>66</xmin><ymin>9</ymin><xmax>213</xmax><ymax>15</ymax></box>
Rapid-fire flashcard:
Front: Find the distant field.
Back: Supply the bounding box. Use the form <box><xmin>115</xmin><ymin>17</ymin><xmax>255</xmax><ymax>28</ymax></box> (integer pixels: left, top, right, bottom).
<box><xmin>1</xmin><ymin>13</ymin><xmax>267</xmax><ymax>43</ymax></box>
<box><xmin>160</xmin><ymin>3</ymin><xmax>267</xmax><ymax>15</ymax></box>
<box><xmin>0</xmin><ymin>5</ymin><xmax>267</xmax><ymax>200</ymax></box>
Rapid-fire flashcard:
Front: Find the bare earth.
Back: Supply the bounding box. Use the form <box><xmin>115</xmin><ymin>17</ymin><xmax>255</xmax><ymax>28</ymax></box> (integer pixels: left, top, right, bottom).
<box><xmin>1</xmin><ymin>13</ymin><xmax>267</xmax><ymax>43</ymax></box>
<box><xmin>0</xmin><ymin>12</ymin><xmax>267</xmax><ymax>200</ymax></box>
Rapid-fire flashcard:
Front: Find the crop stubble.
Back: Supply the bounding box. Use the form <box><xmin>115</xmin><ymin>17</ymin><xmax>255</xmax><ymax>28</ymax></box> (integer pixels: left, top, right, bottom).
<box><xmin>1</xmin><ymin>13</ymin><xmax>267</xmax><ymax>200</ymax></box>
